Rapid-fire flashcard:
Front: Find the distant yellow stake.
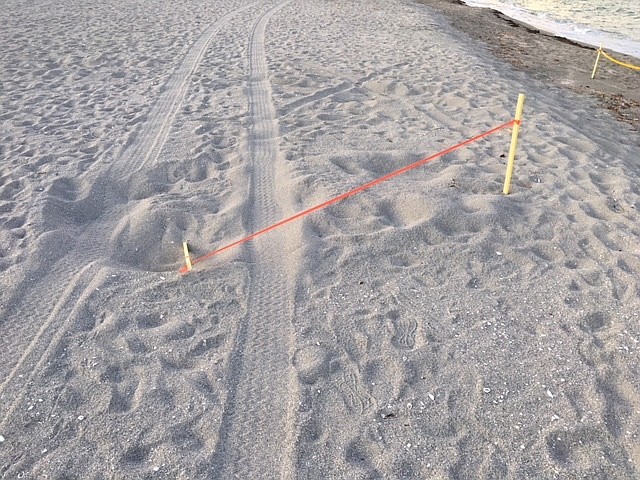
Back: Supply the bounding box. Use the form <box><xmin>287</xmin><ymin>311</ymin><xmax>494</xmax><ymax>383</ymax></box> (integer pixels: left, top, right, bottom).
<box><xmin>591</xmin><ymin>47</ymin><xmax>603</xmax><ymax>79</ymax></box>
<box><xmin>503</xmin><ymin>93</ymin><xmax>526</xmax><ymax>195</ymax></box>
<box><xmin>182</xmin><ymin>241</ymin><xmax>192</xmax><ymax>272</ymax></box>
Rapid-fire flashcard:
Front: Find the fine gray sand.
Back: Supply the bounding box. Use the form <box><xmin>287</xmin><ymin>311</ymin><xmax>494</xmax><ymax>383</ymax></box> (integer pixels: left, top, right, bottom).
<box><xmin>1</xmin><ymin>0</ymin><xmax>639</xmax><ymax>478</ymax></box>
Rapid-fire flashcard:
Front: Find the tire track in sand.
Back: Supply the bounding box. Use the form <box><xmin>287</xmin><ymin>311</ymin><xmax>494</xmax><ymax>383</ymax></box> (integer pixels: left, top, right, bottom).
<box><xmin>0</xmin><ymin>4</ymin><xmax>253</xmax><ymax>430</ymax></box>
<box><xmin>110</xmin><ymin>2</ymin><xmax>257</xmax><ymax>177</ymax></box>
<box><xmin>211</xmin><ymin>2</ymin><xmax>298</xmax><ymax>478</ymax></box>
<box><xmin>0</xmin><ymin>262</ymin><xmax>104</xmax><ymax>430</ymax></box>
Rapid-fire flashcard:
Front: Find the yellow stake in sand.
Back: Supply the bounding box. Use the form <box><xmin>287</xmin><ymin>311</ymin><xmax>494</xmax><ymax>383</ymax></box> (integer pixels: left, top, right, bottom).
<box><xmin>503</xmin><ymin>93</ymin><xmax>526</xmax><ymax>195</ymax></box>
<box><xmin>182</xmin><ymin>241</ymin><xmax>192</xmax><ymax>272</ymax></box>
<box><xmin>592</xmin><ymin>46</ymin><xmax>640</xmax><ymax>79</ymax></box>
<box><xmin>591</xmin><ymin>46</ymin><xmax>603</xmax><ymax>79</ymax></box>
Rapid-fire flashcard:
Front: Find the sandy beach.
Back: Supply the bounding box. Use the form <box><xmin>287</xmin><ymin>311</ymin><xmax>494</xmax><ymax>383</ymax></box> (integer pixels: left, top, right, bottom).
<box><xmin>1</xmin><ymin>0</ymin><xmax>639</xmax><ymax>478</ymax></box>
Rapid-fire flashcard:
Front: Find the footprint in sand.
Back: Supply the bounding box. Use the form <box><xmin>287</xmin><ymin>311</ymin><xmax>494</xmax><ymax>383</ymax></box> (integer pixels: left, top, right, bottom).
<box><xmin>334</xmin><ymin>368</ymin><xmax>374</xmax><ymax>415</ymax></box>
<box><xmin>108</xmin><ymin>372</ymin><xmax>141</xmax><ymax>413</ymax></box>
<box><xmin>578</xmin><ymin>311</ymin><xmax>611</xmax><ymax>334</ymax></box>
<box><xmin>388</xmin><ymin>310</ymin><xmax>417</xmax><ymax>350</ymax></box>
<box><xmin>293</xmin><ymin>344</ymin><xmax>331</xmax><ymax>385</ymax></box>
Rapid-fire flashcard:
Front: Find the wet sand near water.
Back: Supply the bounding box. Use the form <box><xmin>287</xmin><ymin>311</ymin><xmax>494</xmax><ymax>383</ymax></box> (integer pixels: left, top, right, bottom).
<box><xmin>422</xmin><ymin>0</ymin><xmax>640</xmax><ymax>131</ymax></box>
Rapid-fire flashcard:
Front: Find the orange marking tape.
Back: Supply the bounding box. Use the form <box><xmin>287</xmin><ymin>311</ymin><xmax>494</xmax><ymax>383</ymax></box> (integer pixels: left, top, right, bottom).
<box><xmin>179</xmin><ymin>119</ymin><xmax>516</xmax><ymax>274</ymax></box>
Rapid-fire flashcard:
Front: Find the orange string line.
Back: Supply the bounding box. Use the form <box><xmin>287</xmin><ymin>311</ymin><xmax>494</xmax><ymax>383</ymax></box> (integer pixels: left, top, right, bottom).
<box><xmin>180</xmin><ymin>119</ymin><xmax>516</xmax><ymax>274</ymax></box>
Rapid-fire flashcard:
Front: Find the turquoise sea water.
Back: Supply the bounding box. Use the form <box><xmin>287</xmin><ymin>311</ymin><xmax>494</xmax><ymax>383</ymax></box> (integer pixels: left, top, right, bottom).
<box><xmin>463</xmin><ymin>0</ymin><xmax>640</xmax><ymax>58</ymax></box>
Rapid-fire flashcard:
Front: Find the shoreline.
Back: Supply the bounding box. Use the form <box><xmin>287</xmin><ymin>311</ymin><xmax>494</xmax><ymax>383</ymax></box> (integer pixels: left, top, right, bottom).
<box><xmin>419</xmin><ymin>0</ymin><xmax>640</xmax><ymax>131</ymax></box>
<box><xmin>461</xmin><ymin>0</ymin><xmax>640</xmax><ymax>60</ymax></box>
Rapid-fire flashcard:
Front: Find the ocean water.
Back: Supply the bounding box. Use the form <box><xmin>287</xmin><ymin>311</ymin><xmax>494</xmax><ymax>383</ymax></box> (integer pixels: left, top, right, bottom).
<box><xmin>462</xmin><ymin>0</ymin><xmax>640</xmax><ymax>59</ymax></box>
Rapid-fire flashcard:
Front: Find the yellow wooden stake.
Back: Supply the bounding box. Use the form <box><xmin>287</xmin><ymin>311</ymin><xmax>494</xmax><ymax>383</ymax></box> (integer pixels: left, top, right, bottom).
<box><xmin>503</xmin><ymin>93</ymin><xmax>526</xmax><ymax>195</ymax></box>
<box><xmin>182</xmin><ymin>241</ymin><xmax>192</xmax><ymax>272</ymax></box>
<box><xmin>591</xmin><ymin>47</ymin><xmax>602</xmax><ymax>79</ymax></box>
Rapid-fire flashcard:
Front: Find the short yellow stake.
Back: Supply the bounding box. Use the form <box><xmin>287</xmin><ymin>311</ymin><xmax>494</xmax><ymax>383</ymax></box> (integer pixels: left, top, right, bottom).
<box><xmin>503</xmin><ymin>93</ymin><xmax>526</xmax><ymax>195</ymax></box>
<box><xmin>182</xmin><ymin>241</ymin><xmax>192</xmax><ymax>272</ymax></box>
<box><xmin>591</xmin><ymin>46</ymin><xmax>603</xmax><ymax>79</ymax></box>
